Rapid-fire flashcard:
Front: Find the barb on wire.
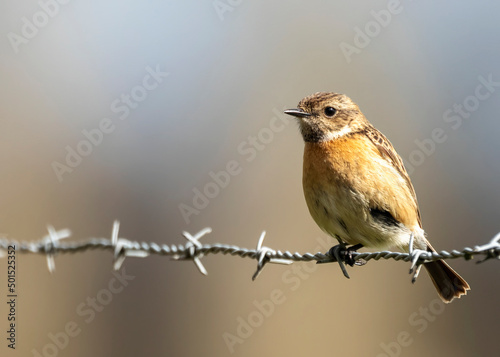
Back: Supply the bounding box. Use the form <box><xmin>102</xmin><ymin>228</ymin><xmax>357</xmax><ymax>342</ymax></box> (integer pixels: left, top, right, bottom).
<box><xmin>0</xmin><ymin>221</ymin><xmax>498</xmax><ymax>282</ymax></box>
<box><xmin>252</xmin><ymin>231</ymin><xmax>292</xmax><ymax>281</ymax></box>
<box><xmin>171</xmin><ymin>228</ymin><xmax>212</xmax><ymax>275</ymax></box>
<box><xmin>111</xmin><ymin>221</ymin><xmax>149</xmax><ymax>271</ymax></box>
<box><xmin>475</xmin><ymin>232</ymin><xmax>500</xmax><ymax>263</ymax></box>
<box><xmin>44</xmin><ymin>226</ymin><xmax>71</xmax><ymax>273</ymax></box>
<box><xmin>408</xmin><ymin>233</ymin><xmax>425</xmax><ymax>283</ymax></box>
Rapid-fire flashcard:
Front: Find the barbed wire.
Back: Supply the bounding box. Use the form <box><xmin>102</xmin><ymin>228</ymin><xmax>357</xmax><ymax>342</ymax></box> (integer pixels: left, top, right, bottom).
<box><xmin>0</xmin><ymin>221</ymin><xmax>498</xmax><ymax>281</ymax></box>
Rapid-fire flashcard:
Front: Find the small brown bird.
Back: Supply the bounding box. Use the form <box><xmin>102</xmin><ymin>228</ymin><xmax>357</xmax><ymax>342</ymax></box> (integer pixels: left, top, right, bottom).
<box><xmin>284</xmin><ymin>92</ymin><xmax>469</xmax><ymax>303</ymax></box>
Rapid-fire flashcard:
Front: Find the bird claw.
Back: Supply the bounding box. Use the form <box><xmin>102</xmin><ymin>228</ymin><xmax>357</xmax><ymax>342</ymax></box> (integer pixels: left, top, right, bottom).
<box><xmin>317</xmin><ymin>243</ymin><xmax>364</xmax><ymax>279</ymax></box>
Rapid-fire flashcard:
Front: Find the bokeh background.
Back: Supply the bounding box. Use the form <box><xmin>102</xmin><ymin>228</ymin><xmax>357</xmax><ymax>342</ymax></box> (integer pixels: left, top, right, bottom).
<box><xmin>1</xmin><ymin>1</ymin><xmax>499</xmax><ymax>356</ymax></box>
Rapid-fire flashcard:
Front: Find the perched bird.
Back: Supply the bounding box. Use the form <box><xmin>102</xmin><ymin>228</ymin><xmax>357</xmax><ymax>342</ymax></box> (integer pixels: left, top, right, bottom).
<box><xmin>284</xmin><ymin>92</ymin><xmax>469</xmax><ymax>303</ymax></box>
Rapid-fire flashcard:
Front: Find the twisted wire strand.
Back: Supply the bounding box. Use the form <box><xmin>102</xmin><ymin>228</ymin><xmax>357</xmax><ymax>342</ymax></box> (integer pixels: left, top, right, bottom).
<box><xmin>0</xmin><ymin>239</ymin><xmax>494</xmax><ymax>262</ymax></box>
<box><xmin>0</xmin><ymin>223</ymin><xmax>498</xmax><ymax>278</ymax></box>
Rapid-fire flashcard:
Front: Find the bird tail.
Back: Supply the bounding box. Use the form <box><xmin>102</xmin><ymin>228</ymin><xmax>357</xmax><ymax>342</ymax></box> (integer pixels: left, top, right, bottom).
<box><xmin>423</xmin><ymin>243</ymin><xmax>470</xmax><ymax>303</ymax></box>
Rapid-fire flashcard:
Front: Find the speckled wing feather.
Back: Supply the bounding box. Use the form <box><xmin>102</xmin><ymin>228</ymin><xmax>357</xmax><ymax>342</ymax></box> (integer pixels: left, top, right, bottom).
<box><xmin>363</xmin><ymin>125</ymin><xmax>423</xmax><ymax>228</ymax></box>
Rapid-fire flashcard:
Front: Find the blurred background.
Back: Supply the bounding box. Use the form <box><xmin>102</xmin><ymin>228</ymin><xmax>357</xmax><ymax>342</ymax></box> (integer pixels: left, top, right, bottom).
<box><xmin>1</xmin><ymin>1</ymin><xmax>499</xmax><ymax>356</ymax></box>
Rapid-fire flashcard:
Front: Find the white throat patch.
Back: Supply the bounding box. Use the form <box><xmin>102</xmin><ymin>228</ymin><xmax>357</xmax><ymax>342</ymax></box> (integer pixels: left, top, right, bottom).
<box><xmin>321</xmin><ymin>125</ymin><xmax>352</xmax><ymax>141</ymax></box>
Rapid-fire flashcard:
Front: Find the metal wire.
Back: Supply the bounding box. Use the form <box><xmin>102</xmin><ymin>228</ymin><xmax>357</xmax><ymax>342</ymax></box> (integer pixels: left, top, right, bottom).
<box><xmin>0</xmin><ymin>221</ymin><xmax>498</xmax><ymax>279</ymax></box>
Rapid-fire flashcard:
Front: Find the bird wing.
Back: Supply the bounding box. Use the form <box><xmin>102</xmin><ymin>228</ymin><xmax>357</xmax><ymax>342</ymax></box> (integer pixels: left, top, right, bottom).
<box><xmin>363</xmin><ymin>125</ymin><xmax>423</xmax><ymax>228</ymax></box>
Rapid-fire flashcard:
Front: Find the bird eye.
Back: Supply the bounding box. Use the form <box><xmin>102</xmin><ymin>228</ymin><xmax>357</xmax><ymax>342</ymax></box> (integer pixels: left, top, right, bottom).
<box><xmin>324</xmin><ymin>107</ymin><xmax>336</xmax><ymax>117</ymax></box>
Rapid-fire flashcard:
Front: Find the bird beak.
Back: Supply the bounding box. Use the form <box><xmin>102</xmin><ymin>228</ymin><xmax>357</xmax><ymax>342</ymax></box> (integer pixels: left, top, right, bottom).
<box><xmin>284</xmin><ymin>108</ymin><xmax>311</xmax><ymax>118</ymax></box>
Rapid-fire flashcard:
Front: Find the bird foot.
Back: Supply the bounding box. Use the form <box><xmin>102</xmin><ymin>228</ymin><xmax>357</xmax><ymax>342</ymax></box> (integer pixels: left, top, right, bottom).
<box><xmin>317</xmin><ymin>243</ymin><xmax>364</xmax><ymax>279</ymax></box>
